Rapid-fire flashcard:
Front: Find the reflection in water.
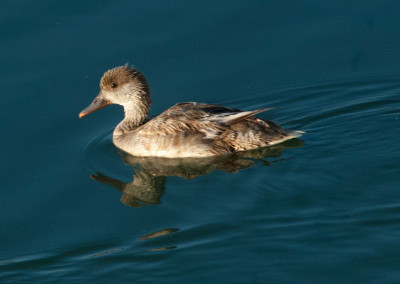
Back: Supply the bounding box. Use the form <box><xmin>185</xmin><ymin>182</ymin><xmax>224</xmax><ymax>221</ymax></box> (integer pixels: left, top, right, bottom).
<box><xmin>90</xmin><ymin>139</ymin><xmax>303</xmax><ymax>208</ymax></box>
<box><xmin>142</xmin><ymin>246</ymin><xmax>177</xmax><ymax>252</ymax></box>
<box><xmin>91</xmin><ymin>171</ymin><xmax>166</xmax><ymax>207</ymax></box>
<box><xmin>137</xmin><ymin>228</ymin><xmax>180</xmax><ymax>252</ymax></box>
<box><xmin>90</xmin><ymin>247</ymin><xmax>124</xmax><ymax>258</ymax></box>
<box><xmin>138</xmin><ymin>228</ymin><xmax>180</xmax><ymax>240</ymax></box>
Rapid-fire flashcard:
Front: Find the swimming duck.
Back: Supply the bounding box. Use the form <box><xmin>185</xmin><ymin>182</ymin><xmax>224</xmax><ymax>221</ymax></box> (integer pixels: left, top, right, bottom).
<box><xmin>79</xmin><ymin>64</ymin><xmax>302</xmax><ymax>158</ymax></box>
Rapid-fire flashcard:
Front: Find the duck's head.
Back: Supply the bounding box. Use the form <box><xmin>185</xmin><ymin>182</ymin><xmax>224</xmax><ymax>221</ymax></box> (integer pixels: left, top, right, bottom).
<box><xmin>79</xmin><ymin>64</ymin><xmax>151</xmax><ymax>118</ymax></box>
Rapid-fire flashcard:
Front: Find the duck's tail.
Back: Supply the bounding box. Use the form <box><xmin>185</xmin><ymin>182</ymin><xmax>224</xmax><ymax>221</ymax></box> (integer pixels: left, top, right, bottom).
<box><xmin>287</xmin><ymin>130</ymin><xmax>305</xmax><ymax>138</ymax></box>
<box><xmin>267</xmin><ymin>130</ymin><xmax>304</xmax><ymax>146</ymax></box>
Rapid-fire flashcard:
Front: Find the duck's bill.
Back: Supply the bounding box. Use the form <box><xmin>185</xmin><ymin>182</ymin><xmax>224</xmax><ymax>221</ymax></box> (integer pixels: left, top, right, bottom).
<box><xmin>79</xmin><ymin>97</ymin><xmax>110</xmax><ymax>118</ymax></box>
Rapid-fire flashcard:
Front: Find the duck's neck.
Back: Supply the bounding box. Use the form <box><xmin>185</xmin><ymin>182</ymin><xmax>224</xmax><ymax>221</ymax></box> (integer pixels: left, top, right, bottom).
<box><xmin>115</xmin><ymin>98</ymin><xmax>151</xmax><ymax>135</ymax></box>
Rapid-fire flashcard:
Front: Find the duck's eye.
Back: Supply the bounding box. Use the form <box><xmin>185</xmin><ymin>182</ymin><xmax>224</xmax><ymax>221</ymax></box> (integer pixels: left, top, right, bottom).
<box><xmin>111</xmin><ymin>83</ymin><xmax>118</xmax><ymax>88</ymax></box>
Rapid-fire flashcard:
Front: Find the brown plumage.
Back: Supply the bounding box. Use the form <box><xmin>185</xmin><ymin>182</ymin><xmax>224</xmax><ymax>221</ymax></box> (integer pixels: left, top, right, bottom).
<box><xmin>79</xmin><ymin>64</ymin><xmax>303</xmax><ymax>158</ymax></box>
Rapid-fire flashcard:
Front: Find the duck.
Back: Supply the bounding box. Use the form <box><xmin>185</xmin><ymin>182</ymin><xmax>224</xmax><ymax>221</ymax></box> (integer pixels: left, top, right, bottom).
<box><xmin>79</xmin><ymin>64</ymin><xmax>303</xmax><ymax>158</ymax></box>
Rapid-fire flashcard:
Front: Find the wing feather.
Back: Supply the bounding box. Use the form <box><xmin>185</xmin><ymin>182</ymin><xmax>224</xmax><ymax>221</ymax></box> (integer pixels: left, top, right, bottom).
<box><xmin>207</xmin><ymin>108</ymin><xmax>275</xmax><ymax>125</ymax></box>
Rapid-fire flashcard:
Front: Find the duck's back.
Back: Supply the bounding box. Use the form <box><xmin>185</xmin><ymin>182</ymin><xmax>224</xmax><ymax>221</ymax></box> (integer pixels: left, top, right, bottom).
<box><xmin>113</xmin><ymin>102</ymin><xmax>300</xmax><ymax>158</ymax></box>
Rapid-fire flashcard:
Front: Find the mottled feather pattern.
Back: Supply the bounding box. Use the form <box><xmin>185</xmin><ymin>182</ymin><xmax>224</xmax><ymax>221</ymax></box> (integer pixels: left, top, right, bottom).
<box><xmin>114</xmin><ymin>102</ymin><xmax>293</xmax><ymax>157</ymax></box>
<box><xmin>81</xmin><ymin>65</ymin><xmax>302</xmax><ymax>158</ymax></box>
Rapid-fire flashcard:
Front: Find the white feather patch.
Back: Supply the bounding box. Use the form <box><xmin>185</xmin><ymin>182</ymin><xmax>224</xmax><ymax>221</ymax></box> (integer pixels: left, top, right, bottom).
<box><xmin>207</xmin><ymin>108</ymin><xmax>275</xmax><ymax>125</ymax></box>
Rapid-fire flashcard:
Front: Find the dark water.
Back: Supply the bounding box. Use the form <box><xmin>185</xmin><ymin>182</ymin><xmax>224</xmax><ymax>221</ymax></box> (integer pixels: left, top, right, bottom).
<box><xmin>1</xmin><ymin>1</ymin><xmax>400</xmax><ymax>283</ymax></box>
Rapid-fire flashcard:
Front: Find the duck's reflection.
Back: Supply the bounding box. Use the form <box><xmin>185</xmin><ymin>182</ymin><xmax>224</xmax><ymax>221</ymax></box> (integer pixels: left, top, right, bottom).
<box><xmin>90</xmin><ymin>171</ymin><xmax>166</xmax><ymax>207</ymax></box>
<box><xmin>90</xmin><ymin>139</ymin><xmax>303</xmax><ymax>207</ymax></box>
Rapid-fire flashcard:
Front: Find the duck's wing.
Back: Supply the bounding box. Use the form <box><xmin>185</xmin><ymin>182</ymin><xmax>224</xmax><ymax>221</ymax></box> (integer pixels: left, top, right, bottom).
<box><xmin>137</xmin><ymin>103</ymin><xmax>227</xmax><ymax>136</ymax></box>
<box><xmin>138</xmin><ymin>102</ymin><xmax>273</xmax><ymax>139</ymax></box>
<box><xmin>207</xmin><ymin>108</ymin><xmax>275</xmax><ymax>125</ymax></box>
<box><xmin>164</xmin><ymin>102</ymin><xmax>274</xmax><ymax>124</ymax></box>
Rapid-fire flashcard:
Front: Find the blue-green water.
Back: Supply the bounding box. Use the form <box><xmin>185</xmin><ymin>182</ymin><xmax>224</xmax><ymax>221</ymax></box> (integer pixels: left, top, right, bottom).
<box><xmin>1</xmin><ymin>1</ymin><xmax>400</xmax><ymax>283</ymax></box>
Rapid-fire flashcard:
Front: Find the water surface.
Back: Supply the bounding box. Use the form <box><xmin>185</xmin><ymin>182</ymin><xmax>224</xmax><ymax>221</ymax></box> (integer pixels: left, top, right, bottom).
<box><xmin>1</xmin><ymin>1</ymin><xmax>400</xmax><ymax>283</ymax></box>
